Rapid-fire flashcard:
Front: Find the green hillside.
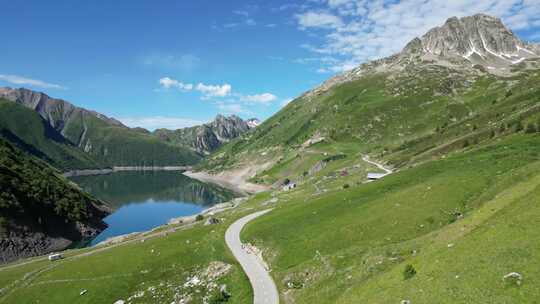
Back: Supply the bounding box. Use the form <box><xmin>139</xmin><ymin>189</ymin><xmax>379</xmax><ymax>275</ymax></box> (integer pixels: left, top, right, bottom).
<box><xmin>0</xmin><ymin>99</ymin><xmax>101</xmax><ymax>170</ymax></box>
<box><xmin>0</xmin><ymin>137</ymin><xmax>109</xmax><ymax>263</ymax></box>
<box><xmin>60</xmin><ymin>111</ymin><xmax>202</xmax><ymax>167</ymax></box>
<box><xmin>3</xmin><ymin>133</ymin><xmax>540</xmax><ymax>303</ymax></box>
<box><xmin>199</xmin><ymin>62</ymin><xmax>540</xmax><ymax>181</ymax></box>
<box><xmin>241</xmin><ymin>133</ymin><xmax>540</xmax><ymax>303</ymax></box>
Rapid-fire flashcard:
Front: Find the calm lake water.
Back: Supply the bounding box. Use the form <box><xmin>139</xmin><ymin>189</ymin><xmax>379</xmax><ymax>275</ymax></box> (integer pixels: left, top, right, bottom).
<box><xmin>69</xmin><ymin>171</ymin><xmax>235</xmax><ymax>245</ymax></box>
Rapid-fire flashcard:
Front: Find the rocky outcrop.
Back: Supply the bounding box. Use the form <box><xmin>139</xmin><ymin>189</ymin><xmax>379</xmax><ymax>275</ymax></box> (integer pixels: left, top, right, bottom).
<box><xmin>420</xmin><ymin>14</ymin><xmax>538</xmax><ymax>66</ymax></box>
<box><xmin>0</xmin><ymin>208</ymin><xmax>109</xmax><ymax>264</ymax></box>
<box><xmin>154</xmin><ymin>115</ymin><xmax>255</xmax><ymax>155</ymax></box>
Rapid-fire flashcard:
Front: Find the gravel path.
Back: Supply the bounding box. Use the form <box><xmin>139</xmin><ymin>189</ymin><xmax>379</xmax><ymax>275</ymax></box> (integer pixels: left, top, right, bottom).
<box><xmin>225</xmin><ymin>209</ymin><xmax>279</xmax><ymax>304</ymax></box>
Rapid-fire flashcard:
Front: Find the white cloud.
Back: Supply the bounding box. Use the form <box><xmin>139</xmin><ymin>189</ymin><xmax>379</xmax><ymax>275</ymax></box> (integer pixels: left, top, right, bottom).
<box><xmin>159</xmin><ymin>77</ymin><xmax>193</xmax><ymax>90</ymax></box>
<box><xmin>297</xmin><ymin>11</ymin><xmax>343</xmax><ymax>29</ymax></box>
<box><xmin>159</xmin><ymin>77</ymin><xmax>231</xmax><ymax>98</ymax></box>
<box><xmin>118</xmin><ymin>116</ymin><xmax>204</xmax><ymax>131</ymax></box>
<box><xmin>158</xmin><ymin>77</ymin><xmax>279</xmax><ymax>115</ymax></box>
<box><xmin>241</xmin><ymin>93</ymin><xmax>277</xmax><ymax>105</ymax></box>
<box><xmin>294</xmin><ymin>0</ymin><xmax>540</xmax><ymax>73</ymax></box>
<box><xmin>0</xmin><ymin>74</ymin><xmax>65</xmax><ymax>89</ymax></box>
<box><xmin>196</xmin><ymin>83</ymin><xmax>232</xmax><ymax>98</ymax></box>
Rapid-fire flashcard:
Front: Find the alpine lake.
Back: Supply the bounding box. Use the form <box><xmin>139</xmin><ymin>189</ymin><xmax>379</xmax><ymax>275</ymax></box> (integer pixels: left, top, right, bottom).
<box><xmin>69</xmin><ymin>171</ymin><xmax>237</xmax><ymax>246</ymax></box>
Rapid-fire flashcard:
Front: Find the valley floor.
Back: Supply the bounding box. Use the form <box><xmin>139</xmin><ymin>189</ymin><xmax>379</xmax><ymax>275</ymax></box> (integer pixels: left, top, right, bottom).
<box><xmin>2</xmin><ymin>134</ymin><xmax>540</xmax><ymax>303</ymax></box>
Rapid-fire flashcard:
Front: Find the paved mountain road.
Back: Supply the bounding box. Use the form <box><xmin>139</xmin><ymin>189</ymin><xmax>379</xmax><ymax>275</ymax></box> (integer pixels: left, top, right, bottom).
<box><xmin>225</xmin><ymin>209</ymin><xmax>279</xmax><ymax>304</ymax></box>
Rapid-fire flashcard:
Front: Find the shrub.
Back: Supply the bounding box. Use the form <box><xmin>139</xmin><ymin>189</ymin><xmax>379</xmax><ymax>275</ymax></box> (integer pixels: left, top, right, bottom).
<box><xmin>525</xmin><ymin>123</ymin><xmax>537</xmax><ymax>134</ymax></box>
<box><xmin>208</xmin><ymin>288</ymin><xmax>231</xmax><ymax>303</ymax></box>
<box><xmin>343</xmin><ymin>184</ymin><xmax>350</xmax><ymax>189</ymax></box>
<box><xmin>195</xmin><ymin>214</ymin><xmax>204</xmax><ymax>221</ymax></box>
<box><xmin>403</xmin><ymin>264</ymin><xmax>417</xmax><ymax>280</ymax></box>
<box><xmin>514</xmin><ymin>121</ymin><xmax>524</xmax><ymax>133</ymax></box>
<box><xmin>0</xmin><ymin>217</ymin><xmax>7</xmax><ymax>236</ymax></box>
<box><xmin>462</xmin><ymin>140</ymin><xmax>470</xmax><ymax>148</ymax></box>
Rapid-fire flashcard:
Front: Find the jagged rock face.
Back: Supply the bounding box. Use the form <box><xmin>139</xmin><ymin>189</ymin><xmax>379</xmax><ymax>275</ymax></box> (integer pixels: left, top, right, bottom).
<box><xmin>154</xmin><ymin>115</ymin><xmax>253</xmax><ymax>155</ymax></box>
<box><xmin>210</xmin><ymin>114</ymin><xmax>250</xmax><ymax>141</ymax></box>
<box><xmin>420</xmin><ymin>14</ymin><xmax>537</xmax><ymax>65</ymax></box>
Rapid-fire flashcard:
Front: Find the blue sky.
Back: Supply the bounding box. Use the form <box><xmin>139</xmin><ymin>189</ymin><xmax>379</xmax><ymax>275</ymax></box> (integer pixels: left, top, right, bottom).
<box><xmin>1</xmin><ymin>0</ymin><xmax>539</xmax><ymax>130</ymax></box>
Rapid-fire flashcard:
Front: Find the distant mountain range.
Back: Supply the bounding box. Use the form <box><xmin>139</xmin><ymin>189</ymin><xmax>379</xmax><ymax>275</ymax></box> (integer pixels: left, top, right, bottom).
<box><xmin>0</xmin><ymin>87</ymin><xmax>256</xmax><ymax>170</ymax></box>
<box><xmin>154</xmin><ymin>114</ymin><xmax>258</xmax><ymax>155</ymax></box>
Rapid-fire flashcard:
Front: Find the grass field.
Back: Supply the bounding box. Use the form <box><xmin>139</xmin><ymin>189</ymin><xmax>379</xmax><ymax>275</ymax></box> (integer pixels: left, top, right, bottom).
<box><xmin>2</xmin><ymin>135</ymin><xmax>540</xmax><ymax>303</ymax></box>
<box><xmin>0</xmin><ymin>209</ymin><xmax>259</xmax><ymax>303</ymax></box>
<box><xmin>241</xmin><ymin>133</ymin><xmax>540</xmax><ymax>303</ymax></box>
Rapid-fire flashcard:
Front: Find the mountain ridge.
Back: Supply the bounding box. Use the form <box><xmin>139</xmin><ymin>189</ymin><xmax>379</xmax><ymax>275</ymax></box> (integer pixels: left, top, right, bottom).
<box><xmin>154</xmin><ymin>114</ymin><xmax>256</xmax><ymax>155</ymax></box>
<box><xmin>0</xmin><ymin>88</ymin><xmax>202</xmax><ymax>169</ymax></box>
<box><xmin>305</xmin><ymin>13</ymin><xmax>540</xmax><ymax>99</ymax></box>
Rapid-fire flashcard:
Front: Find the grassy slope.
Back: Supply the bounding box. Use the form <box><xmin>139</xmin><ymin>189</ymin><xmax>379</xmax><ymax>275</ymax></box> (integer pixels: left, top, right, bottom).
<box><xmin>0</xmin><ymin>98</ymin><xmax>202</xmax><ymax>170</ymax></box>
<box><xmin>201</xmin><ymin>64</ymin><xmax>540</xmax><ymax>176</ymax></box>
<box><xmin>61</xmin><ymin>112</ymin><xmax>203</xmax><ymax>167</ymax></box>
<box><xmin>2</xmin><ymin>134</ymin><xmax>539</xmax><ymax>304</ymax></box>
<box><xmin>241</xmin><ymin>134</ymin><xmax>540</xmax><ymax>303</ymax></box>
<box><xmin>0</xmin><ymin>202</ymin><xmax>269</xmax><ymax>303</ymax></box>
<box><xmin>0</xmin><ymin>99</ymin><xmax>101</xmax><ymax>170</ymax></box>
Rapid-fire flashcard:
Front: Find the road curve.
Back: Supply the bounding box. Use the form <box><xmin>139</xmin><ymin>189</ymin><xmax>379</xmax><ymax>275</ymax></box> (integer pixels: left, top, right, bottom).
<box><xmin>225</xmin><ymin>209</ymin><xmax>279</xmax><ymax>304</ymax></box>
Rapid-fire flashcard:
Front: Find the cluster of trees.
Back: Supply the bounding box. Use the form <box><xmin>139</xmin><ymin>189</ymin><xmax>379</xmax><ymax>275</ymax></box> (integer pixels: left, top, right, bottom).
<box><xmin>0</xmin><ymin>138</ymin><xmax>104</xmax><ymax>236</ymax></box>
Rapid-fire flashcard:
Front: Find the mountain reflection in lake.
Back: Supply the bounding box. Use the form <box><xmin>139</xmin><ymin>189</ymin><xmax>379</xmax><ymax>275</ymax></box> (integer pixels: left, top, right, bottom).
<box><xmin>69</xmin><ymin>171</ymin><xmax>236</xmax><ymax>245</ymax></box>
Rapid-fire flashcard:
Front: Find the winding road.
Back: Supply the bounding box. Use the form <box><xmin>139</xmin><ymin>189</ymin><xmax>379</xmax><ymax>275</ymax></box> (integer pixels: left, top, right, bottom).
<box><xmin>225</xmin><ymin>209</ymin><xmax>279</xmax><ymax>304</ymax></box>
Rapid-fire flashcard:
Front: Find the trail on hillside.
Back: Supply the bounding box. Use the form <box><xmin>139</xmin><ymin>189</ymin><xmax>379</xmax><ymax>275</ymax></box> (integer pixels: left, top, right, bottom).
<box><xmin>362</xmin><ymin>155</ymin><xmax>393</xmax><ymax>175</ymax></box>
<box><xmin>225</xmin><ymin>209</ymin><xmax>279</xmax><ymax>304</ymax></box>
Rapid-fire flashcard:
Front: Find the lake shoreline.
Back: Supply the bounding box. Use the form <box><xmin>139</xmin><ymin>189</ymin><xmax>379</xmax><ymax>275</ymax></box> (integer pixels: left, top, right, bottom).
<box><xmin>183</xmin><ymin>169</ymin><xmax>269</xmax><ymax>196</ymax></box>
<box><xmin>63</xmin><ymin>166</ymin><xmax>192</xmax><ymax>177</ymax></box>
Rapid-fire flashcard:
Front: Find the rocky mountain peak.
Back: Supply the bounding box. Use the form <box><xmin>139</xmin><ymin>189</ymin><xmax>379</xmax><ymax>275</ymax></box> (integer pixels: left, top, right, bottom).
<box><xmin>154</xmin><ymin>114</ymin><xmax>254</xmax><ymax>155</ymax></box>
<box><xmin>417</xmin><ymin>13</ymin><xmax>537</xmax><ymax>67</ymax></box>
<box><xmin>304</xmin><ymin>14</ymin><xmax>539</xmax><ymax>99</ymax></box>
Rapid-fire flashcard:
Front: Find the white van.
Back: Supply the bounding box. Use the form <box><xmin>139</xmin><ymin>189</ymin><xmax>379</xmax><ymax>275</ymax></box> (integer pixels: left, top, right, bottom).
<box><xmin>48</xmin><ymin>253</ymin><xmax>63</xmax><ymax>261</ymax></box>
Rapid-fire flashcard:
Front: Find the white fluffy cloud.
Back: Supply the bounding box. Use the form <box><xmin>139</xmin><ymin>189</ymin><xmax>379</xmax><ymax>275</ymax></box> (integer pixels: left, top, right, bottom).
<box><xmin>159</xmin><ymin>77</ymin><xmax>231</xmax><ymax>98</ymax></box>
<box><xmin>241</xmin><ymin>93</ymin><xmax>278</xmax><ymax>105</ymax></box>
<box><xmin>0</xmin><ymin>74</ymin><xmax>65</xmax><ymax>89</ymax></box>
<box><xmin>158</xmin><ymin>77</ymin><xmax>278</xmax><ymax>114</ymax></box>
<box><xmin>159</xmin><ymin>77</ymin><xmax>193</xmax><ymax>90</ymax></box>
<box><xmin>118</xmin><ymin>116</ymin><xmax>204</xmax><ymax>131</ymax></box>
<box><xmin>295</xmin><ymin>0</ymin><xmax>540</xmax><ymax>73</ymax></box>
<box><xmin>196</xmin><ymin>83</ymin><xmax>232</xmax><ymax>98</ymax></box>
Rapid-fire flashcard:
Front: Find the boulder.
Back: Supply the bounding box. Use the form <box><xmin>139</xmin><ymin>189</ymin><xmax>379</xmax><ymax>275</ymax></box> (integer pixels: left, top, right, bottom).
<box><xmin>204</xmin><ymin>217</ymin><xmax>220</xmax><ymax>225</ymax></box>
